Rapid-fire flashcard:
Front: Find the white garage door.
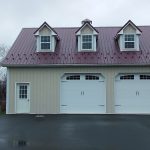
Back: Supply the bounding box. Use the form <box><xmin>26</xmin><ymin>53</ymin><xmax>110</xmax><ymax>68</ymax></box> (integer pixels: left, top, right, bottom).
<box><xmin>60</xmin><ymin>74</ymin><xmax>106</xmax><ymax>113</ymax></box>
<box><xmin>115</xmin><ymin>74</ymin><xmax>150</xmax><ymax>113</ymax></box>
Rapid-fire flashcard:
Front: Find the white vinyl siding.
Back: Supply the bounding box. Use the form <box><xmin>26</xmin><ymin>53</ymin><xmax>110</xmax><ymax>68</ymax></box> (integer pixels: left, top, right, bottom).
<box><xmin>7</xmin><ymin>66</ymin><xmax>150</xmax><ymax>114</ymax></box>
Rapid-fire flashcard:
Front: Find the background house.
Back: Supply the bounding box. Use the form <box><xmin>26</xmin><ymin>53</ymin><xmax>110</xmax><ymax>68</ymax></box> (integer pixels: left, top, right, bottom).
<box><xmin>1</xmin><ymin>19</ymin><xmax>150</xmax><ymax>114</ymax></box>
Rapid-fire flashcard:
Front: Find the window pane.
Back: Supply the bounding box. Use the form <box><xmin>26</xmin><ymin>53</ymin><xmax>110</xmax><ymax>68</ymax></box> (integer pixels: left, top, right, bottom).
<box><xmin>41</xmin><ymin>43</ymin><xmax>50</xmax><ymax>49</ymax></box>
<box><xmin>82</xmin><ymin>35</ymin><xmax>92</xmax><ymax>42</ymax></box>
<box><xmin>19</xmin><ymin>85</ymin><xmax>28</xmax><ymax>99</ymax></box>
<box><xmin>125</xmin><ymin>42</ymin><xmax>134</xmax><ymax>48</ymax></box>
<box><xmin>120</xmin><ymin>75</ymin><xmax>134</xmax><ymax>80</ymax></box>
<box><xmin>66</xmin><ymin>75</ymin><xmax>80</xmax><ymax>80</ymax></box>
<box><xmin>125</xmin><ymin>35</ymin><xmax>134</xmax><ymax>41</ymax></box>
<box><xmin>82</xmin><ymin>35</ymin><xmax>92</xmax><ymax>50</ymax></box>
<box><xmin>41</xmin><ymin>36</ymin><xmax>50</xmax><ymax>42</ymax></box>
<box><xmin>85</xmin><ymin>75</ymin><xmax>99</xmax><ymax>80</ymax></box>
<box><xmin>140</xmin><ymin>75</ymin><xmax>150</xmax><ymax>80</ymax></box>
<box><xmin>82</xmin><ymin>43</ymin><xmax>92</xmax><ymax>49</ymax></box>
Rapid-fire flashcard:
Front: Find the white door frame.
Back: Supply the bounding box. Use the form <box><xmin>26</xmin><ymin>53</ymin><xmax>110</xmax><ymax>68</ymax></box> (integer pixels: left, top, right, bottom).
<box><xmin>15</xmin><ymin>82</ymin><xmax>30</xmax><ymax>114</ymax></box>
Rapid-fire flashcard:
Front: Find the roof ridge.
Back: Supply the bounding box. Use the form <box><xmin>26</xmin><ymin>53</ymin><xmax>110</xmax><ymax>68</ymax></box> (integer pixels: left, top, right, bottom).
<box><xmin>22</xmin><ymin>25</ymin><xmax>150</xmax><ymax>30</ymax></box>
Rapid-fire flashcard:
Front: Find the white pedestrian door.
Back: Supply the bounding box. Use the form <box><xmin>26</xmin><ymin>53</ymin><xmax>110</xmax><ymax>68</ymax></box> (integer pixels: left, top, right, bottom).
<box><xmin>16</xmin><ymin>83</ymin><xmax>30</xmax><ymax>113</ymax></box>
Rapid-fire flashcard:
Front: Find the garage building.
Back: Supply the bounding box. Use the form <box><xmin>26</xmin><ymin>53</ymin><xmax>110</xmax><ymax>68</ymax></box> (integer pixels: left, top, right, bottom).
<box><xmin>2</xmin><ymin>19</ymin><xmax>150</xmax><ymax>114</ymax></box>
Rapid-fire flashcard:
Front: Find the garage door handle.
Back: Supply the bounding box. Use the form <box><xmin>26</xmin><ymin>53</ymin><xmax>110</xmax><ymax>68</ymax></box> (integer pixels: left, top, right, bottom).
<box><xmin>136</xmin><ymin>91</ymin><xmax>140</xmax><ymax>96</ymax></box>
<box><xmin>81</xmin><ymin>91</ymin><xmax>84</xmax><ymax>95</ymax></box>
<box><xmin>98</xmin><ymin>105</ymin><xmax>105</xmax><ymax>106</ymax></box>
<box><xmin>61</xmin><ymin>105</ymin><xmax>67</xmax><ymax>106</ymax></box>
<box><xmin>115</xmin><ymin>105</ymin><xmax>121</xmax><ymax>106</ymax></box>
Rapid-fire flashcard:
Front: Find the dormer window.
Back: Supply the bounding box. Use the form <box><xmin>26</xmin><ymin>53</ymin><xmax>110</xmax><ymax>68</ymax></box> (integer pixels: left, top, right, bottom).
<box><xmin>41</xmin><ymin>36</ymin><xmax>51</xmax><ymax>50</ymax></box>
<box><xmin>116</xmin><ymin>20</ymin><xmax>142</xmax><ymax>52</ymax></box>
<box><xmin>124</xmin><ymin>34</ymin><xmax>135</xmax><ymax>49</ymax></box>
<box><xmin>82</xmin><ymin>35</ymin><xmax>93</xmax><ymax>50</ymax></box>
<box><xmin>75</xmin><ymin>19</ymin><xmax>98</xmax><ymax>52</ymax></box>
<box><xmin>34</xmin><ymin>22</ymin><xmax>59</xmax><ymax>52</ymax></box>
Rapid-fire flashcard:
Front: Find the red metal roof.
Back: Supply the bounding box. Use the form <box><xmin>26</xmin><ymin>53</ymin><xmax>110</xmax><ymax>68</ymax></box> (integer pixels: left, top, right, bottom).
<box><xmin>2</xmin><ymin>25</ymin><xmax>150</xmax><ymax>66</ymax></box>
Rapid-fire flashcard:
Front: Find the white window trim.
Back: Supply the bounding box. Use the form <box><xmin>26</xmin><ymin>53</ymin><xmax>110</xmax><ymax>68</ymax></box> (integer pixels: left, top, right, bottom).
<box><xmin>124</xmin><ymin>34</ymin><xmax>135</xmax><ymax>49</ymax></box>
<box><xmin>81</xmin><ymin>34</ymin><xmax>94</xmax><ymax>51</ymax></box>
<box><xmin>40</xmin><ymin>35</ymin><xmax>51</xmax><ymax>51</ymax></box>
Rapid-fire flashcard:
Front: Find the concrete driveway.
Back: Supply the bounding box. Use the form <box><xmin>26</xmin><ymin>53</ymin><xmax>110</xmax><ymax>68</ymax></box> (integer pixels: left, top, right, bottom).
<box><xmin>0</xmin><ymin>114</ymin><xmax>150</xmax><ymax>150</ymax></box>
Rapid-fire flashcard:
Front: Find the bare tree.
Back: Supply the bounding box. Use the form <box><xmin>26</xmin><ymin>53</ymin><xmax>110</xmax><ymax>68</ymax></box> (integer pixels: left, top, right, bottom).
<box><xmin>0</xmin><ymin>44</ymin><xmax>8</xmax><ymax>58</ymax></box>
<box><xmin>0</xmin><ymin>44</ymin><xmax>9</xmax><ymax>81</ymax></box>
<box><xmin>0</xmin><ymin>44</ymin><xmax>8</xmax><ymax>112</ymax></box>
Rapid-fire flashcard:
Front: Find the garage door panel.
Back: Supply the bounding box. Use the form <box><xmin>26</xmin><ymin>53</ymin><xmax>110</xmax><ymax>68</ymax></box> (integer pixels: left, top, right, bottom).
<box><xmin>60</xmin><ymin>74</ymin><xmax>106</xmax><ymax>113</ymax></box>
<box><xmin>83</xmin><ymin>82</ymin><xmax>105</xmax><ymax>105</ymax></box>
<box><xmin>115</xmin><ymin>74</ymin><xmax>150</xmax><ymax>113</ymax></box>
<box><xmin>61</xmin><ymin>82</ymin><xmax>82</xmax><ymax>105</ymax></box>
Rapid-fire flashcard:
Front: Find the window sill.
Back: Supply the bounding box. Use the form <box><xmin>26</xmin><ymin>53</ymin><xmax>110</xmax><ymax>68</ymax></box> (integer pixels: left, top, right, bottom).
<box><xmin>120</xmin><ymin>48</ymin><xmax>139</xmax><ymax>52</ymax></box>
<box><xmin>79</xmin><ymin>49</ymin><xmax>96</xmax><ymax>52</ymax></box>
<box><xmin>37</xmin><ymin>49</ymin><xmax>54</xmax><ymax>52</ymax></box>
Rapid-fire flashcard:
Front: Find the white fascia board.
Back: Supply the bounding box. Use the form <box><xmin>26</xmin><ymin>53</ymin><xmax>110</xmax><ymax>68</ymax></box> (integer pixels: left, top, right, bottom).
<box><xmin>34</xmin><ymin>24</ymin><xmax>57</xmax><ymax>36</ymax></box>
<box><xmin>117</xmin><ymin>30</ymin><xmax>123</xmax><ymax>35</ymax></box>
<box><xmin>118</xmin><ymin>22</ymin><xmax>142</xmax><ymax>36</ymax></box>
<box><xmin>51</xmin><ymin>31</ymin><xmax>57</xmax><ymax>36</ymax></box>
<box><xmin>136</xmin><ymin>30</ymin><xmax>142</xmax><ymax>35</ymax></box>
<box><xmin>34</xmin><ymin>31</ymin><xmax>39</xmax><ymax>36</ymax></box>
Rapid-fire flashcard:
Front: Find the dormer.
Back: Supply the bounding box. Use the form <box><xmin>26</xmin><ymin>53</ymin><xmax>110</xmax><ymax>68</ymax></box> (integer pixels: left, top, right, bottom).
<box><xmin>116</xmin><ymin>20</ymin><xmax>142</xmax><ymax>51</ymax></box>
<box><xmin>75</xmin><ymin>19</ymin><xmax>98</xmax><ymax>52</ymax></box>
<box><xmin>34</xmin><ymin>22</ymin><xmax>59</xmax><ymax>52</ymax></box>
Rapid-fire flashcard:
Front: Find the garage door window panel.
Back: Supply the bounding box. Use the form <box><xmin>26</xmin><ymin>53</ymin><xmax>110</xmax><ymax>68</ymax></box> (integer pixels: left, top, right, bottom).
<box><xmin>66</xmin><ymin>75</ymin><xmax>80</xmax><ymax>80</ymax></box>
<box><xmin>140</xmin><ymin>75</ymin><xmax>150</xmax><ymax>80</ymax></box>
<box><xmin>120</xmin><ymin>75</ymin><xmax>134</xmax><ymax>80</ymax></box>
<box><xmin>85</xmin><ymin>75</ymin><xmax>99</xmax><ymax>80</ymax></box>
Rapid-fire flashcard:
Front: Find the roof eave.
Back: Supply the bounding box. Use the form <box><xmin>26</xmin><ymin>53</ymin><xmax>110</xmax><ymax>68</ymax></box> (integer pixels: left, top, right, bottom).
<box><xmin>2</xmin><ymin>64</ymin><xmax>150</xmax><ymax>68</ymax></box>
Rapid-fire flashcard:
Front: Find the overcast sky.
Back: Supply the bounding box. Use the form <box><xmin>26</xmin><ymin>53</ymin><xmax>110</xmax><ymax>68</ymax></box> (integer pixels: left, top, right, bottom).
<box><xmin>0</xmin><ymin>0</ymin><xmax>150</xmax><ymax>47</ymax></box>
